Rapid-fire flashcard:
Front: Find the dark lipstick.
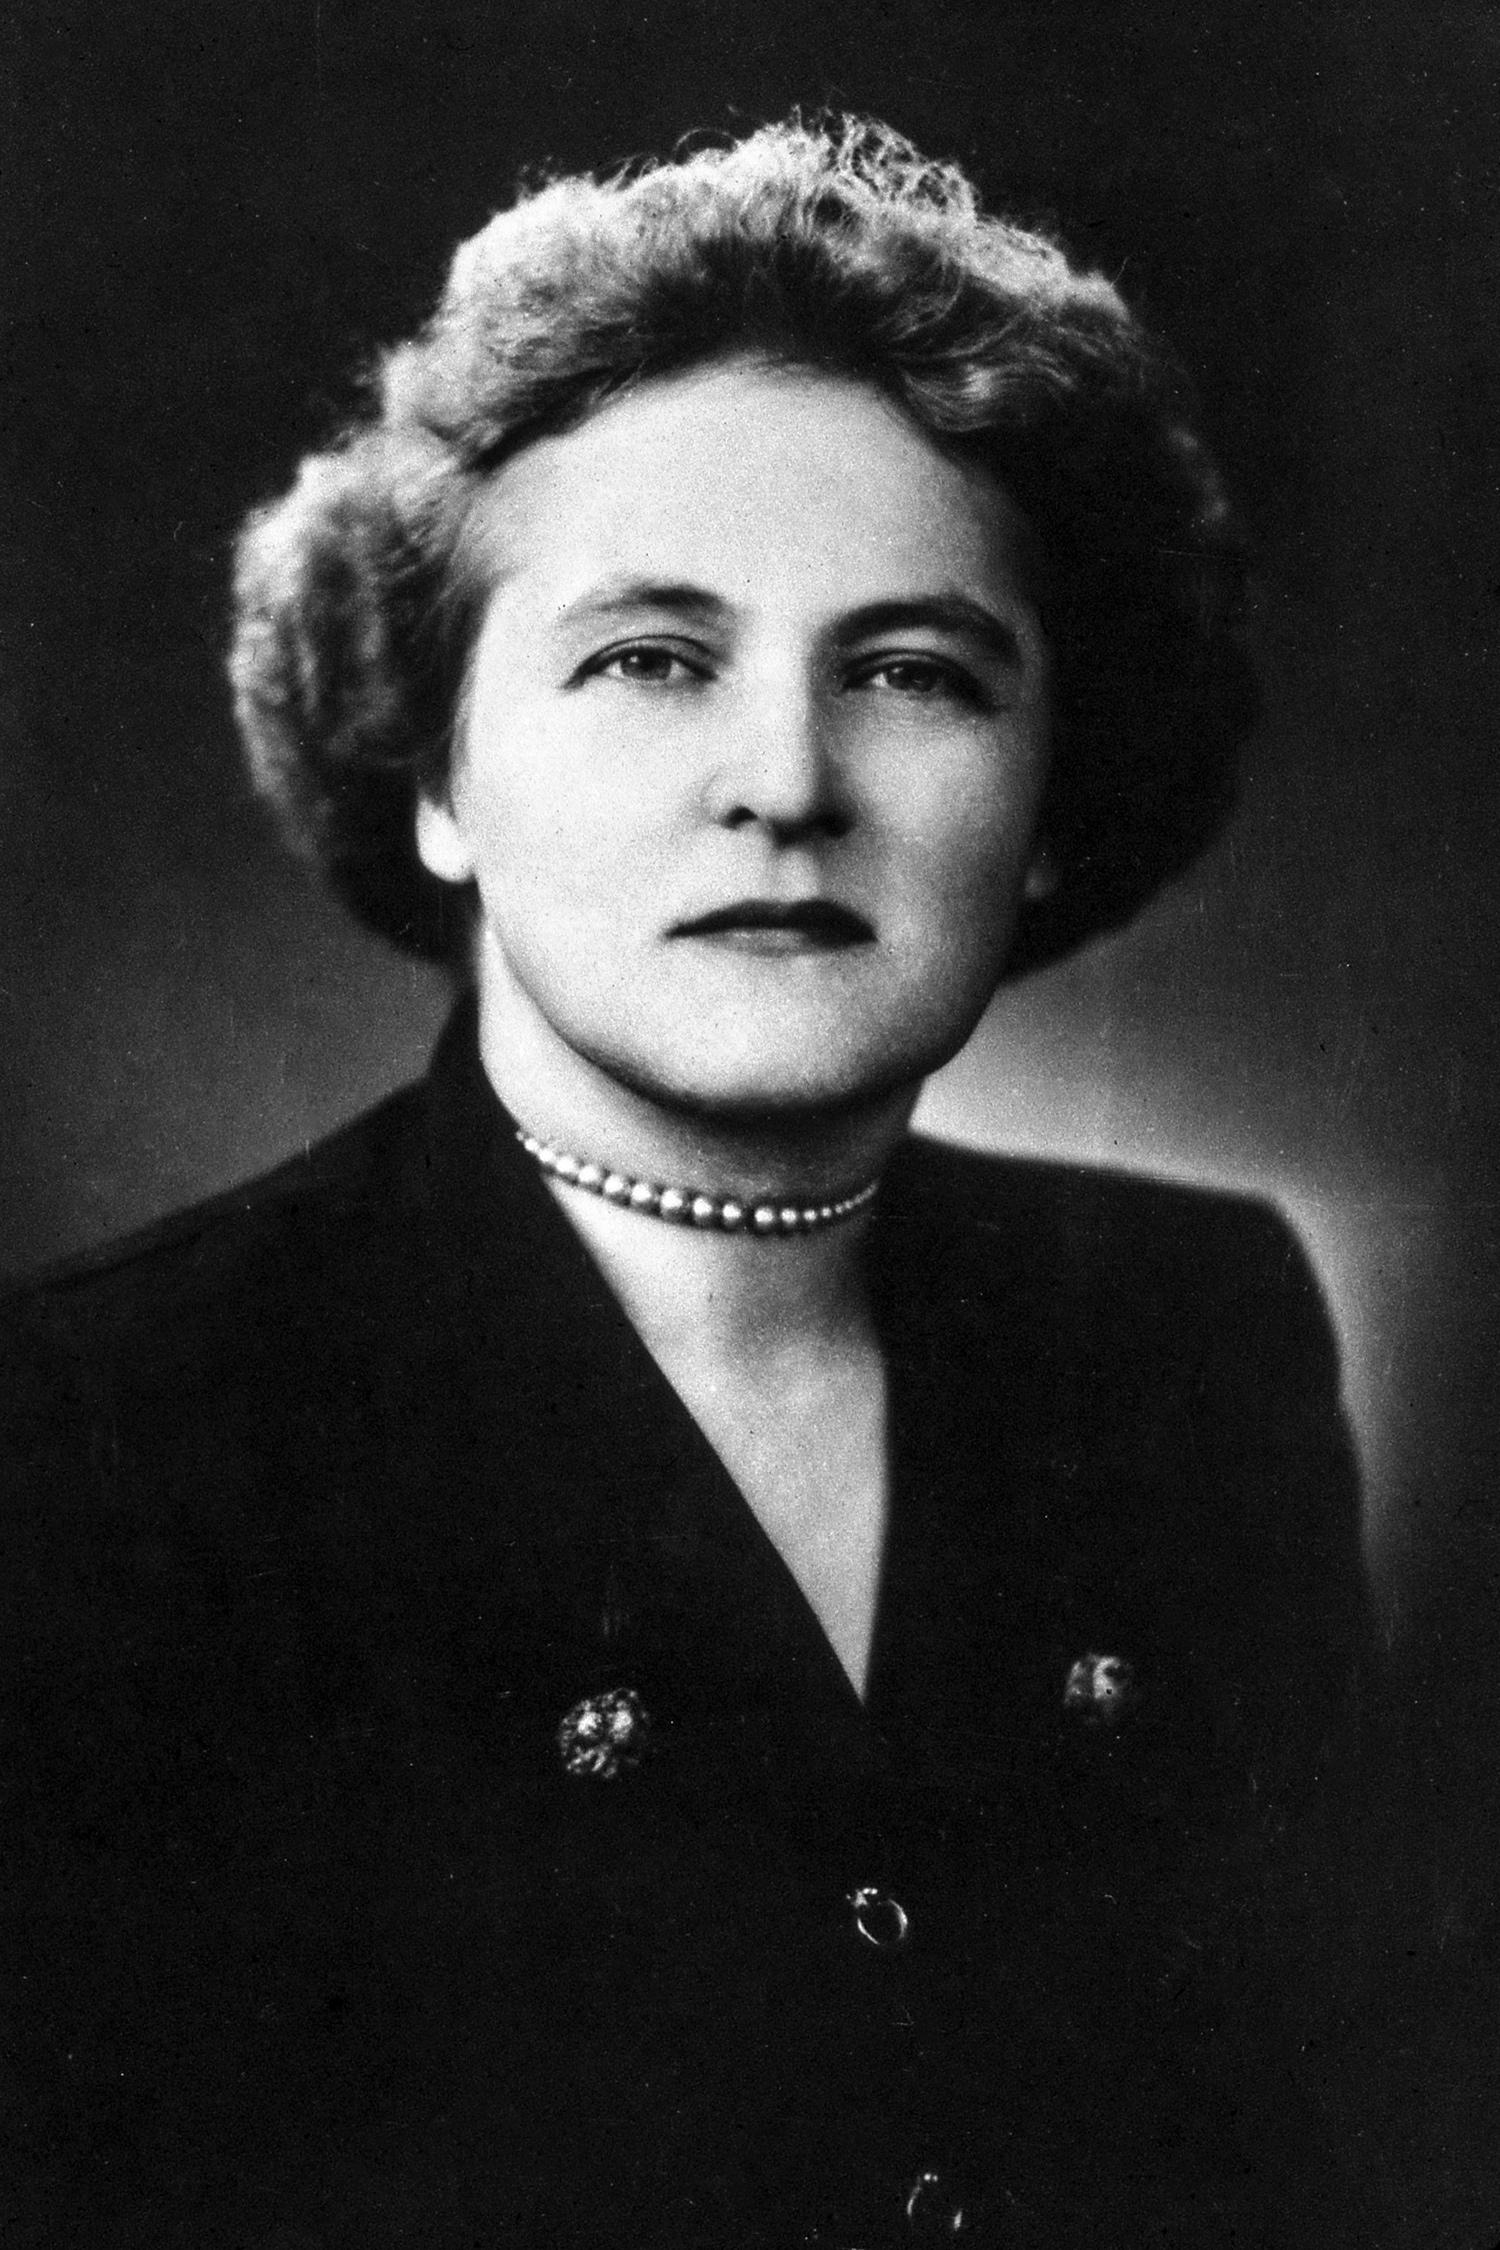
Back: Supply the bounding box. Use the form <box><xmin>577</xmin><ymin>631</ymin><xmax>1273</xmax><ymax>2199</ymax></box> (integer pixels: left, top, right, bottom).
<box><xmin>672</xmin><ymin>900</ymin><xmax>873</xmax><ymax>945</ymax></box>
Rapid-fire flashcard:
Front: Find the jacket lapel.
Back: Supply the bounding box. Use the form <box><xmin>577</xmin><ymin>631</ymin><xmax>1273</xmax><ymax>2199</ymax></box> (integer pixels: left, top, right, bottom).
<box><xmin>395</xmin><ymin>1002</ymin><xmax>878</xmax><ymax>1790</ymax></box>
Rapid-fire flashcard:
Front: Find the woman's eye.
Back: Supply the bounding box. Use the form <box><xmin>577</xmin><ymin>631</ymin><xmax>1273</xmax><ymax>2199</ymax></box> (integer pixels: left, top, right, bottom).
<box><xmin>851</xmin><ymin>656</ymin><xmax>983</xmax><ymax>704</ymax></box>
<box><xmin>588</xmin><ymin>644</ymin><xmax>705</xmax><ymax>686</ymax></box>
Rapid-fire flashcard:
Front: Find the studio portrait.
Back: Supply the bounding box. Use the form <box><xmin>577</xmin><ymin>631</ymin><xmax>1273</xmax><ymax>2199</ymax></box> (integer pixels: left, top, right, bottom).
<box><xmin>3</xmin><ymin>5</ymin><xmax>1498</xmax><ymax>2246</ymax></box>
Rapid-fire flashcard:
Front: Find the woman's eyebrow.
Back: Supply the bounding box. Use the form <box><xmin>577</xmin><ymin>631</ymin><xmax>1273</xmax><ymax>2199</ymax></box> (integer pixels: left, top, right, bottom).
<box><xmin>834</xmin><ymin>597</ymin><xmax>1024</xmax><ymax>665</ymax></box>
<box><xmin>547</xmin><ymin>583</ymin><xmax>1025</xmax><ymax>664</ymax></box>
<box><xmin>555</xmin><ymin>578</ymin><xmax>733</xmax><ymax>628</ymax></box>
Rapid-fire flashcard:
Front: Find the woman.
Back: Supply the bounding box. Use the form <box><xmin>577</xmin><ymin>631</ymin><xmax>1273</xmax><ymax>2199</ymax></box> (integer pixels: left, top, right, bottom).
<box><xmin>3</xmin><ymin>119</ymin><xmax>1373</xmax><ymax>2246</ymax></box>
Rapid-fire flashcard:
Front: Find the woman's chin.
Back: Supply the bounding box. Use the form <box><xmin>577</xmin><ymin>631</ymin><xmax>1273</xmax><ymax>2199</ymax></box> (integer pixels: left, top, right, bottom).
<box><xmin>587</xmin><ymin>1027</ymin><xmax>957</xmax><ymax>1125</ymax></box>
<box><xmin>482</xmin><ymin>969</ymin><xmax>984</xmax><ymax>1127</ymax></box>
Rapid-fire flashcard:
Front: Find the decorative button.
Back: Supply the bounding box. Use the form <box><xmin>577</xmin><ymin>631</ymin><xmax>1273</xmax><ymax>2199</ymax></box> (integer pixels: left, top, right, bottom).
<box><xmin>905</xmin><ymin>2167</ymin><xmax>967</xmax><ymax>2235</ymax></box>
<box><xmin>556</xmin><ymin>1687</ymin><xmax>651</xmax><ymax>1777</ymax></box>
<box><xmin>849</xmin><ymin>1884</ymin><xmax>910</xmax><ymax>1949</ymax></box>
<box><xmin>1063</xmin><ymin>1650</ymin><xmax>1137</xmax><ymax>1724</ymax></box>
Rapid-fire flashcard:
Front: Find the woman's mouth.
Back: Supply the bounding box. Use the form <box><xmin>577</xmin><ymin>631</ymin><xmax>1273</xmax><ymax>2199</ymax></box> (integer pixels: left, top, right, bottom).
<box><xmin>670</xmin><ymin>901</ymin><xmax>875</xmax><ymax>953</ymax></box>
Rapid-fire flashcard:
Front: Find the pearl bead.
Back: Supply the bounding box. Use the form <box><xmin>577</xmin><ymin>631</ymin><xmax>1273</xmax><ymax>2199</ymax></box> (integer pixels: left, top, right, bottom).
<box><xmin>514</xmin><ymin>1130</ymin><xmax>878</xmax><ymax>1240</ymax></box>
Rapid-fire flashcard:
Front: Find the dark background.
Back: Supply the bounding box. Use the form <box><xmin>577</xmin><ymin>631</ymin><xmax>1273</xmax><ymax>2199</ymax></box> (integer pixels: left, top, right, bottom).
<box><xmin>3</xmin><ymin>1</ymin><xmax>1498</xmax><ymax>2232</ymax></box>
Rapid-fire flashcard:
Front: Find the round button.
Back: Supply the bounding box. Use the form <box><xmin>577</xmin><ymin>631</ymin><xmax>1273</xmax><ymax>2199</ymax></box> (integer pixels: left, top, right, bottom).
<box><xmin>905</xmin><ymin>2167</ymin><xmax>966</xmax><ymax>2236</ymax></box>
<box><xmin>848</xmin><ymin>1884</ymin><xmax>910</xmax><ymax>1949</ymax></box>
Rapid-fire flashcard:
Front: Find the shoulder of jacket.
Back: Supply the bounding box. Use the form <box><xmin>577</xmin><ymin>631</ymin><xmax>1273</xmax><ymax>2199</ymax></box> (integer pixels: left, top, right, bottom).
<box><xmin>894</xmin><ymin>1133</ymin><xmax>1301</xmax><ymax>1265</ymax></box>
<box><xmin>889</xmin><ymin>1135</ymin><xmax>1338</xmax><ymax>1392</ymax></box>
<box><xmin>0</xmin><ymin>1078</ymin><xmax>427</xmax><ymax>1375</ymax></box>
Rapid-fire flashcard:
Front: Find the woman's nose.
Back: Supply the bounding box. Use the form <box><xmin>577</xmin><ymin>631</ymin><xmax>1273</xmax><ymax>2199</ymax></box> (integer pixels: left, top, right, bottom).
<box><xmin>705</xmin><ymin>677</ymin><xmax>850</xmax><ymax>841</ymax></box>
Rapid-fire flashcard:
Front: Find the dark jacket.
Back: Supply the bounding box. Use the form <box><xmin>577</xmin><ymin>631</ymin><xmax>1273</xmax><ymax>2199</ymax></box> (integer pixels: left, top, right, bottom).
<box><xmin>2</xmin><ymin>1007</ymin><xmax>1375</xmax><ymax>2249</ymax></box>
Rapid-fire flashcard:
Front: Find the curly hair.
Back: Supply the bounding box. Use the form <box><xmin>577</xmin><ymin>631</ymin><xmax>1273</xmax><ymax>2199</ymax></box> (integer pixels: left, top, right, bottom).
<box><xmin>229</xmin><ymin>114</ymin><xmax>1257</xmax><ymax>976</ymax></box>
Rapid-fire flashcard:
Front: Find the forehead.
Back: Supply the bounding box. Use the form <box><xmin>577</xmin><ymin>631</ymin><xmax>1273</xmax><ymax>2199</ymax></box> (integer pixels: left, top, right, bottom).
<box><xmin>458</xmin><ymin>360</ymin><xmax>1037</xmax><ymax>619</ymax></box>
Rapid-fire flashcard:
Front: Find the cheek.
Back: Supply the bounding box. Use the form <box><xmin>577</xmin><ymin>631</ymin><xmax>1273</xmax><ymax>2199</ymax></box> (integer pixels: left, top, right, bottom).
<box><xmin>453</xmin><ymin>758</ymin><xmax>663</xmax><ymax>948</ymax></box>
<box><xmin>896</xmin><ymin>761</ymin><xmax>1045</xmax><ymax>907</ymax></box>
<box><xmin>455</xmin><ymin>690</ymin><xmax>683</xmax><ymax>860</ymax></box>
<box><xmin>449</xmin><ymin>717</ymin><xmax>575</xmax><ymax>887</ymax></box>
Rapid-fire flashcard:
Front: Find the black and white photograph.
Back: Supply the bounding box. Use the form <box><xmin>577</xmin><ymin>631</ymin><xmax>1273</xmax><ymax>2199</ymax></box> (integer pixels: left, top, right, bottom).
<box><xmin>3</xmin><ymin>4</ymin><xmax>1498</xmax><ymax>2244</ymax></box>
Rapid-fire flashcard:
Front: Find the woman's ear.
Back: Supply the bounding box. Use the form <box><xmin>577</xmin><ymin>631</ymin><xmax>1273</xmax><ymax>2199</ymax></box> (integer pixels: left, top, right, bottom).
<box><xmin>1023</xmin><ymin>844</ymin><xmax>1060</xmax><ymax>904</ymax></box>
<box><xmin>415</xmin><ymin>790</ymin><xmax>476</xmax><ymax>886</ymax></box>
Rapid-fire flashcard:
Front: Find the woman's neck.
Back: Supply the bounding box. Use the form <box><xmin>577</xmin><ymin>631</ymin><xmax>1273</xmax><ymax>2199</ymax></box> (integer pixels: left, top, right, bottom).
<box><xmin>546</xmin><ymin>1164</ymin><xmax>878</xmax><ymax>1366</ymax></box>
<box><xmin>478</xmin><ymin>992</ymin><xmax>917</xmax><ymax>1362</ymax></box>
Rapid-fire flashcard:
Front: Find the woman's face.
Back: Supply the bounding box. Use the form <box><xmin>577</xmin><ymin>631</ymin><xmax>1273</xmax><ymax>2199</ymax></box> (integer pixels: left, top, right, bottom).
<box><xmin>417</xmin><ymin>360</ymin><xmax>1052</xmax><ymax>1123</ymax></box>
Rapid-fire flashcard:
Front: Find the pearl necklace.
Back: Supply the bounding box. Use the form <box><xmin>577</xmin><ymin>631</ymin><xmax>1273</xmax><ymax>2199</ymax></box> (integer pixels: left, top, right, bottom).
<box><xmin>515</xmin><ymin>1130</ymin><xmax>880</xmax><ymax>1235</ymax></box>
